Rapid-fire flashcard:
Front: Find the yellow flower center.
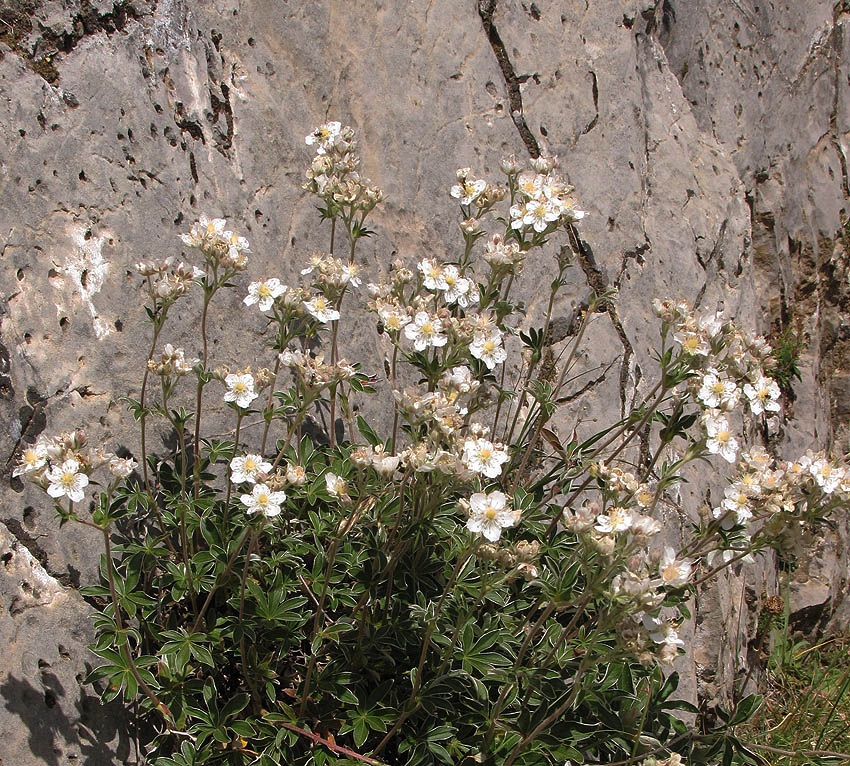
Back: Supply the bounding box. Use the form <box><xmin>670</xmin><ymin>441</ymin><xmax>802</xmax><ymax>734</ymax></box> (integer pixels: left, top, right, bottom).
<box><xmin>258</xmin><ymin>284</ymin><xmax>271</xmax><ymax>298</ymax></box>
<box><xmin>444</xmin><ymin>275</ymin><xmax>456</xmax><ymax>286</ymax></box>
<box><xmin>483</xmin><ymin>340</ymin><xmax>495</xmax><ymax>353</ymax></box>
<box><xmin>662</xmin><ymin>563</ymin><xmax>679</xmax><ymax>582</ymax></box>
<box><xmin>717</xmin><ymin>430</ymin><xmax>730</xmax><ymax>444</ymax></box>
<box><xmin>421</xmin><ymin>323</ymin><xmax>434</xmax><ymax>336</ymax></box>
<box><xmin>315</xmin><ymin>298</ymin><xmax>327</xmax><ymax>310</ymax></box>
<box><xmin>244</xmin><ymin>458</ymin><xmax>256</xmax><ymax>472</ymax></box>
<box><xmin>712</xmin><ymin>381</ymin><xmax>725</xmax><ymax>394</ymax></box>
<box><xmin>24</xmin><ymin>450</ymin><xmax>39</xmax><ymax>466</ymax></box>
<box><xmin>61</xmin><ymin>472</ymin><xmax>76</xmax><ymax>487</ymax></box>
<box><xmin>479</xmin><ymin>448</ymin><xmax>492</xmax><ymax>461</ymax></box>
<box><xmin>258</xmin><ymin>492</ymin><xmax>269</xmax><ymax>504</ymax></box>
<box><xmin>235</xmin><ymin>382</ymin><xmax>247</xmax><ymax>393</ymax></box>
<box><xmin>484</xmin><ymin>507</ymin><xmax>498</xmax><ymax>520</ymax></box>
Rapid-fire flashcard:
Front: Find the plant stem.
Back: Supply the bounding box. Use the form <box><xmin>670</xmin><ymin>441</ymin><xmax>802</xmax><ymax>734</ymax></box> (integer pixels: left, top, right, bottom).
<box><xmin>373</xmin><ymin>544</ymin><xmax>476</xmax><ymax>756</ymax></box>
<box><xmin>238</xmin><ymin>530</ymin><xmax>261</xmax><ymax>705</ymax></box>
<box><xmin>102</xmin><ymin>525</ymin><xmax>174</xmax><ymax>726</ymax></box>
<box><xmin>502</xmin><ymin>626</ymin><xmax>602</xmax><ymax>766</ymax></box>
<box><xmin>190</xmin><ymin>526</ymin><xmax>252</xmax><ymax>632</ymax></box>
<box><xmin>545</xmin><ymin>381</ymin><xmax>667</xmax><ymax>536</ymax></box>
<box><xmin>260</xmin><ymin>356</ymin><xmax>281</xmax><ymax>455</ymax></box>
<box><xmin>484</xmin><ymin>600</ymin><xmax>556</xmax><ymax>747</ymax></box>
<box><xmin>140</xmin><ymin>319</ymin><xmax>163</xmax><ymax>495</ymax></box>
<box><xmin>223</xmin><ymin>411</ymin><xmax>243</xmax><ymax>526</ymax></box>
<box><xmin>193</xmin><ymin>288</ymin><xmax>214</xmax><ymax>498</ymax></box>
<box><xmin>299</xmin><ymin>520</ymin><xmax>348</xmax><ymax>717</ymax></box>
<box><xmin>278</xmin><ymin>721</ymin><xmax>386</xmax><ymax>765</ymax></box>
<box><xmin>389</xmin><ymin>344</ymin><xmax>400</xmax><ymax>455</ymax></box>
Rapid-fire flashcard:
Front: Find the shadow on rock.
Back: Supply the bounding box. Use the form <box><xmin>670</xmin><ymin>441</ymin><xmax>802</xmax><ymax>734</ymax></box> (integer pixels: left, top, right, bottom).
<box><xmin>1</xmin><ymin>672</ymin><xmax>133</xmax><ymax>764</ymax></box>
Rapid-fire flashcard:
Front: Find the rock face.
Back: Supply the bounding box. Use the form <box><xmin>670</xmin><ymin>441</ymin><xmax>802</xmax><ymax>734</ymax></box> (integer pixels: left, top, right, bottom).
<box><xmin>0</xmin><ymin>0</ymin><xmax>848</xmax><ymax>761</ymax></box>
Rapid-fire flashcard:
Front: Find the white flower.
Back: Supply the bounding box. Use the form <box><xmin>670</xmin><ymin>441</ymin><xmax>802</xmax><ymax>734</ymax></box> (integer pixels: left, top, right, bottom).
<box><xmin>743</xmin><ymin>375</ymin><xmax>781</xmax><ymax>416</ymax></box>
<box><xmin>325</xmin><ymin>471</ymin><xmax>349</xmax><ymax>498</ymax></box>
<box><xmin>465</xmin><ymin>490</ymin><xmax>517</xmax><ymax>542</ymax></box>
<box><xmin>483</xmin><ymin>234</ymin><xmax>523</xmax><ymax>270</ymax></box>
<box><xmin>45</xmin><ymin>459</ymin><xmax>89</xmax><ymax>503</ymax></box>
<box><xmin>516</xmin><ymin>171</ymin><xmax>543</xmax><ymax>198</ymax></box>
<box><xmin>717</xmin><ymin>484</ymin><xmax>753</xmax><ymax>526</ymax></box>
<box><xmin>226</xmin><ymin>232</ymin><xmax>251</xmax><ymax>263</ymax></box>
<box><xmin>509</xmin><ymin>202</ymin><xmax>531</xmax><ymax>230</ymax></box>
<box><xmin>305</xmin><ymin>121</ymin><xmax>342</xmax><ymax>154</ymax></box>
<box><xmin>378</xmin><ymin>303</ymin><xmax>411</xmax><ymax>333</ymax></box>
<box><xmin>244</xmin><ymin>278</ymin><xmax>286</xmax><ymax>312</ymax></box>
<box><xmin>706</xmin><ymin>547</ymin><xmax>754</xmax><ymax>568</ymax></box>
<box><xmin>304</xmin><ymin>295</ymin><xmax>340</xmax><ymax>323</ymax></box>
<box><xmin>659</xmin><ymin>547</ymin><xmax>691</xmax><ymax>588</ymax></box>
<box><xmin>341</xmin><ymin>264</ymin><xmax>362</xmax><ymax>288</ymax></box>
<box><xmin>240</xmin><ymin>483</ymin><xmax>286</xmax><ymax>517</ymax></box>
<box><xmin>698</xmin><ymin>311</ymin><xmax>725</xmax><ymax>338</ymax></box>
<box><xmin>301</xmin><ymin>253</ymin><xmax>324</xmax><ymax>275</ymax></box>
<box><xmin>810</xmin><ymin>458</ymin><xmax>843</xmax><ymax>494</ymax></box>
<box><xmin>631</xmin><ymin>514</ymin><xmax>662</xmax><ymax>537</ymax></box>
<box><xmin>450</xmin><ymin>177</ymin><xmax>487</xmax><ymax>206</ymax></box>
<box><xmin>594</xmin><ymin>507</ymin><xmax>633</xmax><ymax>534</ymax></box>
<box><xmin>522</xmin><ymin>199</ymin><xmax>560</xmax><ymax>233</ymax></box>
<box><xmin>230</xmin><ymin>453</ymin><xmax>272</xmax><ymax>484</ymax></box>
<box><xmin>108</xmin><ymin>457</ymin><xmax>138</xmax><ymax>478</ymax></box>
<box><xmin>285</xmin><ymin>463</ymin><xmax>306</xmax><ymax>486</ymax></box>
<box><xmin>372</xmin><ymin>452</ymin><xmax>400</xmax><ymax>477</ymax></box>
<box><xmin>469</xmin><ymin>329</ymin><xmax>507</xmax><ymax>370</ymax></box>
<box><xmin>704</xmin><ymin>411</ymin><xmax>738</xmax><ymax>463</ymax></box>
<box><xmin>224</xmin><ymin>373</ymin><xmax>259</xmax><ymax>409</ymax></box>
<box><xmin>673</xmin><ymin>329</ymin><xmax>710</xmax><ymax>356</ymax></box>
<box><xmin>462</xmin><ymin>437</ymin><xmax>509</xmax><ymax>478</ymax></box>
<box><xmin>697</xmin><ymin>369</ymin><xmax>739</xmax><ymax>410</ymax></box>
<box><xmin>404</xmin><ymin>312</ymin><xmax>448</xmax><ymax>351</ymax></box>
<box><xmin>438</xmin><ymin>265</ymin><xmax>475</xmax><ymax>306</ymax></box>
<box><xmin>181</xmin><ymin>215</ymin><xmax>227</xmax><ymax>247</ymax></box>
<box><xmin>562</xmin><ymin>505</ymin><xmax>596</xmax><ymax>532</ymax></box>
<box><xmin>440</xmin><ymin>366</ymin><xmax>478</xmax><ymax>394</ymax></box>
<box><xmin>418</xmin><ymin>258</ymin><xmax>443</xmax><ymax>291</ymax></box>
<box><xmin>643</xmin><ymin>615</ymin><xmax>684</xmax><ymax>647</ymax></box>
<box><xmin>13</xmin><ymin>441</ymin><xmax>47</xmax><ymax>477</ymax></box>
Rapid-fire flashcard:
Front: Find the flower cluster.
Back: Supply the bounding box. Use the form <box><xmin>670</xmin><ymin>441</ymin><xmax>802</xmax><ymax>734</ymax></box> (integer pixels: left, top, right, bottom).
<box><xmin>135</xmin><ymin>257</ymin><xmax>201</xmax><ymax>303</ymax></box>
<box><xmin>450</xmin><ymin>166</ymin><xmax>505</xmax><ymax>215</ymax></box>
<box><xmin>303</xmin><ymin>121</ymin><xmax>384</xmax><ymax>216</ymax></box>
<box><xmin>711</xmin><ymin>446</ymin><xmax>849</xmax><ymax>537</ymax></box>
<box><xmin>14</xmin><ymin>429</ymin><xmax>138</xmax><ymax>504</ymax></box>
<box><xmin>654</xmin><ymin>300</ymin><xmax>783</xmax><ymax>465</ymax></box>
<box><xmin>504</xmin><ymin>155</ymin><xmax>586</xmax><ymax>235</ymax></box>
<box><xmin>279</xmin><ymin>350</ymin><xmax>356</xmax><ymax>391</ymax></box>
<box><xmin>148</xmin><ymin>344</ymin><xmax>197</xmax><ymax>377</ymax></box>
<box><xmin>180</xmin><ymin>215</ymin><xmax>250</xmax><ymax>271</ymax></box>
